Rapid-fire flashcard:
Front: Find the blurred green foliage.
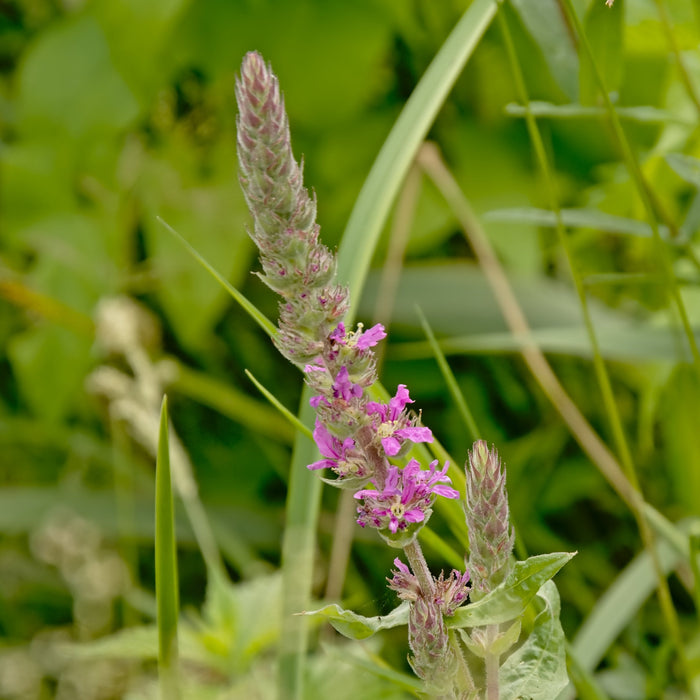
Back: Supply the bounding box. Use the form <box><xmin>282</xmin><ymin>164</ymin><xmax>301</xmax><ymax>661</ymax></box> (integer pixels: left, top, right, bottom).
<box><xmin>1</xmin><ymin>0</ymin><xmax>700</xmax><ymax>697</ymax></box>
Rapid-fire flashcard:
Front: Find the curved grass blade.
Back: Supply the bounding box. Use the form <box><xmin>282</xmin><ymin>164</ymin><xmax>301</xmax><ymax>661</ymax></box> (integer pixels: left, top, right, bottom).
<box><xmin>244</xmin><ymin>369</ymin><xmax>313</xmax><ymax>440</ymax></box>
<box><xmin>416</xmin><ymin>305</ymin><xmax>479</xmax><ymax>442</ymax></box>
<box><xmin>155</xmin><ymin>395</ymin><xmax>180</xmax><ymax>700</ymax></box>
<box><xmin>337</xmin><ymin>0</ymin><xmax>497</xmax><ymax>317</ymax></box>
<box><xmin>157</xmin><ymin>216</ymin><xmax>276</xmax><ymax>340</ymax></box>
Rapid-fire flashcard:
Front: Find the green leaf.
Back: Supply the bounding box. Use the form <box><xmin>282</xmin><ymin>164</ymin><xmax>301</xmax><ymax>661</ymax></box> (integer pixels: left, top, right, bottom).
<box><xmin>337</xmin><ymin>0</ymin><xmax>498</xmax><ymax>321</ymax></box>
<box><xmin>666</xmin><ymin>153</ymin><xmax>700</xmax><ymax>190</ymax></box>
<box><xmin>510</xmin><ymin>0</ymin><xmax>579</xmax><ymax>100</ymax></box>
<box><xmin>17</xmin><ymin>14</ymin><xmax>140</xmax><ymax>139</ymax></box>
<box><xmin>579</xmin><ymin>0</ymin><xmax>624</xmax><ymax>105</ymax></box>
<box><xmin>155</xmin><ymin>396</ymin><xmax>181</xmax><ymax>699</ymax></box>
<box><xmin>499</xmin><ymin>581</ymin><xmax>569</xmax><ymax>700</ymax></box>
<box><xmin>7</xmin><ymin>324</ymin><xmax>93</xmax><ymax>422</ymax></box>
<box><xmin>505</xmin><ymin>101</ymin><xmax>690</xmax><ymax>125</ymax></box>
<box><xmin>448</xmin><ymin>552</ymin><xmax>575</xmax><ymax>628</ymax></box>
<box><xmin>302</xmin><ymin>601</ymin><xmax>410</xmax><ymax>641</ymax></box>
<box><xmin>485</xmin><ymin>206</ymin><xmax>675</xmax><ymax>242</ymax></box>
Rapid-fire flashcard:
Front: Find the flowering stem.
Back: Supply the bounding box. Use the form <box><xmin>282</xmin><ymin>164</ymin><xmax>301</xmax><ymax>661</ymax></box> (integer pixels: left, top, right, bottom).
<box><xmin>403</xmin><ymin>539</ymin><xmax>435</xmax><ymax>599</ymax></box>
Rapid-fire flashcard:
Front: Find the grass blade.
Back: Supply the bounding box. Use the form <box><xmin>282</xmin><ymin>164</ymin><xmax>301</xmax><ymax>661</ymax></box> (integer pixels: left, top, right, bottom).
<box><xmin>157</xmin><ymin>216</ymin><xmax>276</xmax><ymax>340</ymax></box>
<box><xmin>155</xmin><ymin>395</ymin><xmax>180</xmax><ymax>700</ymax></box>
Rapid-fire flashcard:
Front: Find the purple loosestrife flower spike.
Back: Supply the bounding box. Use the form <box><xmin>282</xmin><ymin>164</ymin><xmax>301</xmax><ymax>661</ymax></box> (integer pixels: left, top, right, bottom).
<box><xmin>236</xmin><ymin>52</ymin><xmax>348</xmax><ymax>364</ymax></box>
<box><xmin>465</xmin><ymin>440</ymin><xmax>515</xmax><ymax>599</ymax></box>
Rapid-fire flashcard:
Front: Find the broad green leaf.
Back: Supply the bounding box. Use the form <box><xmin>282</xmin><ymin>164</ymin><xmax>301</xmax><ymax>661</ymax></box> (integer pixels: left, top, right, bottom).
<box><xmin>505</xmin><ymin>101</ymin><xmax>690</xmax><ymax>125</ymax></box>
<box><xmin>94</xmin><ymin>0</ymin><xmax>191</xmax><ymax>103</ymax></box>
<box><xmin>499</xmin><ymin>581</ymin><xmax>569</xmax><ymax>700</ymax></box>
<box><xmin>7</xmin><ymin>324</ymin><xmax>93</xmax><ymax>422</ymax></box>
<box><xmin>579</xmin><ymin>0</ymin><xmax>624</xmax><ymax>105</ymax></box>
<box><xmin>17</xmin><ymin>14</ymin><xmax>140</xmax><ymax>139</ymax></box>
<box><xmin>510</xmin><ymin>0</ymin><xmax>579</xmax><ymax>100</ymax></box>
<box><xmin>302</xmin><ymin>601</ymin><xmax>410</xmax><ymax>641</ymax></box>
<box><xmin>448</xmin><ymin>552</ymin><xmax>575</xmax><ymax>628</ymax></box>
<box><xmin>485</xmin><ymin>207</ymin><xmax>675</xmax><ymax>242</ymax></box>
<box><xmin>155</xmin><ymin>396</ymin><xmax>180</xmax><ymax>699</ymax></box>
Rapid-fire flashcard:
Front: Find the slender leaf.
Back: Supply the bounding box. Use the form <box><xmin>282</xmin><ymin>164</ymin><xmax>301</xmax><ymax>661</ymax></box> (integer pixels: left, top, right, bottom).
<box><xmin>485</xmin><ymin>206</ymin><xmax>675</xmax><ymax>242</ymax></box>
<box><xmin>155</xmin><ymin>395</ymin><xmax>180</xmax><ymax>700</ymax></box>
<box><xmin>505</xmin><ymin>101</ymin><xmax>690</xmax><ymax>125</ymax></box>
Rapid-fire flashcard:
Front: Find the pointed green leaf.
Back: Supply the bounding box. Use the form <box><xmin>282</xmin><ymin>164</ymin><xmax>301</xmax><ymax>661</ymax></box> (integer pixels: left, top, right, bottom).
<box><xmin>505</xmin><ymin>101</ymin><xmax>689</xmax><ymax>125</ymax></box>
<box><xmin>485</xmin><ymin>207</ymin><xmax>675</xmax><ymax>242</ymax></box>
<box><xmin>302</xmin><ymin>601</ymin><xmax>410</xmax><ymax>641</ymax></box>
<box><xmin>499</xmin><ymin>581</ymin><xmax>569</xmax><ymax>700</ymax></box>
<box><xmin>448</xmin><ymin>552</ymin><xmax>575</xmax><ymax>628</ymax></box>
<box><xmin>155</xmin><ymin>395</ymin><xmax>180</xmax><ymax>700</ymax></box>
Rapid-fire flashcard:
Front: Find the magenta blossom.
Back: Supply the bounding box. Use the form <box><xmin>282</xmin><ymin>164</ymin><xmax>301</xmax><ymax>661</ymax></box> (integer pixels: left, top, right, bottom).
<box><xmin>308</xmin><ymin>419</ymin><xmax>366</xmax><ymax>478</ymax></box>
<box><xmin>366</xmin><ymin>385</ymin><xmax>433</xmax><ymax>456</ymax></box>
<box><xmin>332</xmin><ymin>366</ymin><xmax>362</xmax><ymax>401</ymax></box>
<box><xmin>354</xmin><ymin>459</ymin><xmax>458</xmax><ymax>534</ymax></box>
<box><xmin>330</xmin><ymin>322</ymin><xmax>387</xmax><ymax>350</ymax></box>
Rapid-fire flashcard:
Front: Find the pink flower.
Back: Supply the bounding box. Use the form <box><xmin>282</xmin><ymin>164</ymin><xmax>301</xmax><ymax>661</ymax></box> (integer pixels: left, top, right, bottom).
<box><xmin>354</xmin><ymin>459</ymin><xmax>458</xmax><ymax>533</ymax></box>
<box><xmin>308</xmin><ymin>420</ymin><xmax>366</xmax><ymax>478</ymax></box>
<box><xmin>366</xmin><ymin>385</ymin><xmax>433</xmax><ymax>456</ymax></box>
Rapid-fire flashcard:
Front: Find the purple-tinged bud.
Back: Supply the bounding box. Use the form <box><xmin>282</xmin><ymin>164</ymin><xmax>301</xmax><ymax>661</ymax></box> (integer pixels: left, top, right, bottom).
<box><xmin>465</xmin><ymin>440</ymin><xmax>514</xmax><ymax>599</ymax></box>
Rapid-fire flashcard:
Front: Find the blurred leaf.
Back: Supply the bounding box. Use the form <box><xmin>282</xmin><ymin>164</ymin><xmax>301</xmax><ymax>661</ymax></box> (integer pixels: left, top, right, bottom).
<box><xmin>666</xmin><ymin>153</ymin><xmax>700</xmax><ymax>190</ymax></box>
<box><xmin>505</xmin><ymin>101</ymin><xmax>690</xmax><ymax>125</ymax></box>
<box><xmin>510</xmin><ymin>0</ymin><xmax>579</xmax><ymax>100</ymax></box>
<box><xmin>499</xmin><ymin>581</ymin><xmax>568</xmax><ymax>700</ymax></box>
<box><xmin>197</xmin><ymin>571</ymin><xmax>282</xmax><ymax>673</ymax></box>
<box><xmin>7</xmin><ymin>324</ymin><xmax>93</xmax><ymax>422</ymax></box>
<box><xmin>302</xmin><ymin>601</ymin><xmax>409</xmax><ymax>641</ymax></box>
<box><xmin>448</xmin><ymin>552</ymin><xmax>575</xmax><ymax>629</ymax></box>
<box><xmin>485</xmin><ymin>206</ymin><xmax>675</xmax><ymax>242</ymax></box>
<box><xmin>94</xmin><ymin>0</ymin><xmax>191</xmax><ymax>102</ymax></box>
<box><xmin>579</xmin><ymin>0</ymin><xmax>624</xmax><ymax>105</ymax></box>
<box><xmin>570</xmin><ymin>525</ymin><xmax>688</xmax><ymax>673</ymax></box>
<box><xmin>658</xmin><ymin>365</ymin><xmax>700</xmax><ymax>512</ymax></box>
<box><xmin>17</xmin><ymin>13</ymin><xmax>140</xmax><ymax>139</ymax></box>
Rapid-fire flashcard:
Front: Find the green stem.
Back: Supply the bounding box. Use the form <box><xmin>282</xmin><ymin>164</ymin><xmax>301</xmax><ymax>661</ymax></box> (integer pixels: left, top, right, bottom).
<box><xmin>485</xmin><ymin>625</ymin><xmax>500</xmax><ymax>700</ymax></box>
